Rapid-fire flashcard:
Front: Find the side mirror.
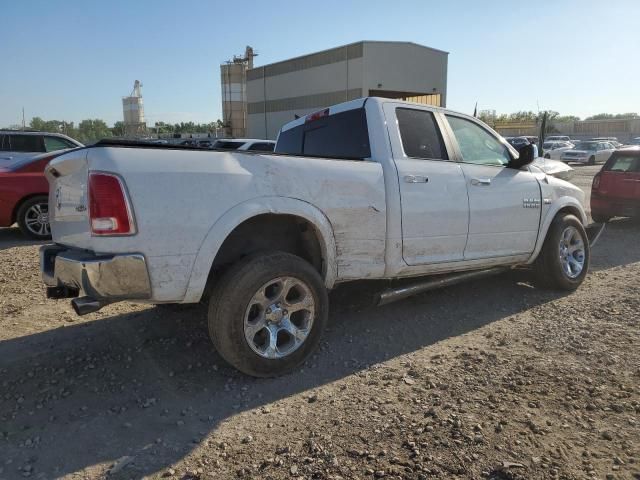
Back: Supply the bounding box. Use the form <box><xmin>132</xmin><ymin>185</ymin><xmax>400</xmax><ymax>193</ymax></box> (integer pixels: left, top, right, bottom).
<box><xmin>508</xmin><ymin>144</ymin><xmax>535</xmax><ymax>169</ymax></box>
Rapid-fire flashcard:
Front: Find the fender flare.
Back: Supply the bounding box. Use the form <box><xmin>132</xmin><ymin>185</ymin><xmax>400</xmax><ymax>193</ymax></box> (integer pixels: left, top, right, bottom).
<box><xmin>182</xmin><ymin>196</ymin><xmax>337</xmax><ymax>303</ymax></box>
<box><xmin>527</xmin><ymin>196</ymin><xmax>588</xmax><ymax>264</ymax></box>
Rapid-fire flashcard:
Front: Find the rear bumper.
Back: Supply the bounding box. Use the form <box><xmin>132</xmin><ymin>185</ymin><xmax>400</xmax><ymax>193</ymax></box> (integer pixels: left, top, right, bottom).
<box><xmin>591</xmin><ymin>196</ymin><xmax>640</xmax><ymax>218</ymax></box>
<box><xmin>40</xmin><ymin>245</ymin><xmax>152</xmax><ymax>301</ymax></box>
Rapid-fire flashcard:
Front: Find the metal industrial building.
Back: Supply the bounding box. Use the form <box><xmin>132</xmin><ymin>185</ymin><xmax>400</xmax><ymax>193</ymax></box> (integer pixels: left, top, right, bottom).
<box><xmin>245</xmin><ymin>41</ymin><xmax>448</xmax><ymax>139</ymax></box>
<box><xmin>122</xmin><ymin>80</ymin><xmax>147</xmax><ymax>137</ymax></box>
<box><xmin>221</xmin><ymin>47</ymin><xmax>257</xmax><ymax>138</ymax></box>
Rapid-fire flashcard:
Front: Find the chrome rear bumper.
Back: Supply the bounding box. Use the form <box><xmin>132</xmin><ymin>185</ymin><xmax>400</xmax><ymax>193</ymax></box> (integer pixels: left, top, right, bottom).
<box><xmin>40</xmin><ymin>245</ymin><xmax>151</xmax><ymax>302</ymax></box>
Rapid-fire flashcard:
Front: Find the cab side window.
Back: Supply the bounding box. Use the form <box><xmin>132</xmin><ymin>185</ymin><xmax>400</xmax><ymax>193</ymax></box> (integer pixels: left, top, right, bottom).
<box><xmin>446</xmin><ymin>115</ymin><xmax>511</xmax><ymax>166</ymax></box>
<box><xmin>396</xmin><ymin>108</ymin><xmax>448</xmax><ymax>160</ymax></box>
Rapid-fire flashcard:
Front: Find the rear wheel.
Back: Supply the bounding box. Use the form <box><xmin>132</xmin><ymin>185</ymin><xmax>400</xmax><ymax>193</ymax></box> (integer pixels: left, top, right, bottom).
<box><xmin>16</xmin><ymin>195</ymin><xmax>51</xmax><ymax>240</ymax></box>
<box><xmin>544</xmin><ymin>154</ymin><xmax>551</xmax><ymax>159</ymax></box>
<box><xmin>208</xmin><ymin>251</ymin><xmax>328</xmax><ymax>377</ymax></box>
<box><xmin>534</xmin><ymin>214</ymin><xmax>589</xmax><ymax>290</ymax></box>
<box><xmin>588</xmin><ymin>156</ymin><xmax>595</xmax><ymax>165</ymax></box>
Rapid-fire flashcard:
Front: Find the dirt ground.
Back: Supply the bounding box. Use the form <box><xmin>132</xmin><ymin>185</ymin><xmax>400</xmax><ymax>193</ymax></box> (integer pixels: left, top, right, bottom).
<box><xmin>1</xmin><ymin>165</ymin><xmax>638</xmax><ymax>480</ymax></box>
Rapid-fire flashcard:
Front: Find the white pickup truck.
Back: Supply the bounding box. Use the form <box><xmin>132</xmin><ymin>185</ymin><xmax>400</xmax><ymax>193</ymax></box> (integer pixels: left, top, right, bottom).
<box><xmin>41</xmin><ymin>97</ymin><xmax>596</xmax><ymax>377</ymax></box>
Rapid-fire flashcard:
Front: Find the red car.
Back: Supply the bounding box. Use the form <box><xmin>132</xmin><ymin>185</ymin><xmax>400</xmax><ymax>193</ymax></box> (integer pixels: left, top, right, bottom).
<box><xmin>591</xmin><ymin>147</ymin><xmax>640</xmax><ymax>223</ymax></box>
<box><xmin>0</xmin><ymin>151</ymin><xmax>70</xmax><ymax>239</ymax></box>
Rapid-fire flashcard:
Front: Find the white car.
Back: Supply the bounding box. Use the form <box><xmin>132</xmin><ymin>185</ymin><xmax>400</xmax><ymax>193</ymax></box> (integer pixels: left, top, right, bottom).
<box><xmin>561</xmin><ymin>141</ymin><xmax>616</xmax><ymax>165</ymax></box>
<box><xmin>532</xmin><ymin>157</ymin><xmax>574</xmax><ymax>180</ymax></box>
<box><xmin>542</xmin><ymin>140</ymin><xmax>575</xmax><ymax>160</ymax></box>
<box><xmin>212</xmin><ymin>138</ymin><xmax>275</xmax><ymax>152</ymax></box>
<box><xmin>545</xmin><ymin>135</ymin><xmax>572</xmax><ymax>143</ymax></box>
<box><xmin>41</xmin><ymin>97</ymin><xmax>593</xmax><ymax>377</ymax></box>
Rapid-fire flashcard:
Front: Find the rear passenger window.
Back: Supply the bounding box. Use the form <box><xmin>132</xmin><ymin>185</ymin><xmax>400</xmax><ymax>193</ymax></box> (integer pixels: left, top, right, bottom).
<box><xmin>396</xmin><ymin>108</ymin><xmax>448</xmax><ymax>160</ymax></box>
<box><xmin>8</xmin><ymin>134</ymin><xmax>44</xmax><ymax>152</ymax></box>
<box><xmin>276</xmin><ymin>108</ymin><xmax>371</xmax><ymax>160</ymax></box>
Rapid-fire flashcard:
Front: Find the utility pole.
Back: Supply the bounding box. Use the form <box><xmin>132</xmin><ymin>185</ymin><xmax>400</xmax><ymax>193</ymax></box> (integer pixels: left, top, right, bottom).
<box><xmin>22</xmin><ymin>107</ymin><xmax>25</xmax><ymax>130</ymax></box>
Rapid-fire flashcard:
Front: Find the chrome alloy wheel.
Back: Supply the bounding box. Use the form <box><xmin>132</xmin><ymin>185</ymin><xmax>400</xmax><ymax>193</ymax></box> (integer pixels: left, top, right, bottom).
<box><xmin>24</xmin><ymin>202</ymin><xmax>50</xmax><ymax>237</ymax></box>
<box><xmin>244</xmin><ymin>276</ymin><xmax>315</xmax><ymax>359</ymax></box>
<box><xmin>559</xmin><ymin>226</ymin><xmax>585</xmax><ymax>279</ymax></box>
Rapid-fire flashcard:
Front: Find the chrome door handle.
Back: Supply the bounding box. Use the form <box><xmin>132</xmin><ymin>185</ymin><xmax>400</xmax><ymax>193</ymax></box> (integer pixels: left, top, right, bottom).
<box><xmin>471</xmin><ymin>178</ymin><xmax>491</xmax><ymax>186</ymax></box>
<box><xmin>404</xmin><ymin>175</ymin><xmax>429</xmax><ymax>183</ymax></box>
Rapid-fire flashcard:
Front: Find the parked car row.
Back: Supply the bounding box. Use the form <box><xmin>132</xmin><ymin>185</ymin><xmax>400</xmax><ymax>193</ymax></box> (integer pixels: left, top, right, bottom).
<box><xmin>1</xmin><ymin>130</ymin><xmax>275</xmax><ymax>239</ymax></box>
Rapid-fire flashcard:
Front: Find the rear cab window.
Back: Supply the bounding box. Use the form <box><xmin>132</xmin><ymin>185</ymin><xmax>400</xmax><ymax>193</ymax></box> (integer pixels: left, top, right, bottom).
<box><xmin>275</xmin><ymin>107</ymin><xmax>371</xmax><ymax>160</ymax></box>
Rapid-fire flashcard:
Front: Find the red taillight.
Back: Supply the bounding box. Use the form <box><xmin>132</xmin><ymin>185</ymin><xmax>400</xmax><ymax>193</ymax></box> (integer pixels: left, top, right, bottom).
<box><xmin>88</xmin><ymin>172</ymin><xmax>136</xmax><ymax>235</ymax></box>
<box><xmin>305</xmin><ymin>108</ymin><xmax>329</xmax><ymax>123</ymax></box>
<box><xmin>592</xmin><ymin>172</ymin><xmax>601</xmax><ymax>190</ymax></box>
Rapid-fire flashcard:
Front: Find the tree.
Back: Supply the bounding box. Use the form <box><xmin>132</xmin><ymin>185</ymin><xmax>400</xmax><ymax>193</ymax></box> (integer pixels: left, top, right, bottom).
<box><xmin>76</xmin><ymin>119</ymin><xmax>112</xmax><ymax>144</ymax></box>
<box><xmin>586</xmin><ymin>113</ymin><xmax>639</xmax><ymax>120</ymax></box>
<box><xmin>111</xmin><ymin>121</ymin><xmax>125</xmax><ymax>137</ymax></box>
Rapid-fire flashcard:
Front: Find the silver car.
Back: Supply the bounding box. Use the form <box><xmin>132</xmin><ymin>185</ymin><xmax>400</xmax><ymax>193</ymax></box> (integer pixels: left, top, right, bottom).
<box><xmin>560</xmin><ymin>140</ymin><xmax>616</xmax><ymax>165</ymax></box>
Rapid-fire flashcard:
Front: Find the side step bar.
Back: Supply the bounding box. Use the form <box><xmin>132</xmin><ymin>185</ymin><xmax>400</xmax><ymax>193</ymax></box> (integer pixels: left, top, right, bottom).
<box><xmin>377</xmin><ymin>267</ymin><xmax>507</xmax><ymax>306</ymax></box>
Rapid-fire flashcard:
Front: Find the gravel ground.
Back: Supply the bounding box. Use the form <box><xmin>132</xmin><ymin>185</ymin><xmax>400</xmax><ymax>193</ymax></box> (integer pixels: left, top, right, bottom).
<box><xmin>1</xmin><ymin>165</ymin><xmax>638</xmax><ymax>480</ymax></box>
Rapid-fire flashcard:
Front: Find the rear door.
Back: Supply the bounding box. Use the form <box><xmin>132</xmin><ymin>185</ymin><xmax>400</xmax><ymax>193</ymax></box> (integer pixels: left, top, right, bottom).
<box><xmin>383</xmin><ymin>103</ymin><xmax>469</xmax><ymax>265</ymax></box>
<box><xmin>444</xmin><ymin>114</ymin><xmax>541</xmax><ymax>260</ymax></box>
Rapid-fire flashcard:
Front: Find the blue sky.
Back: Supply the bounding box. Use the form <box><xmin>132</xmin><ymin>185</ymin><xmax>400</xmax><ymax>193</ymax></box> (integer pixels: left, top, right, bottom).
<box><xmin>1</xmin><ymin>0</ymin><xmax>638</xmax><ymax>127</ymax></box>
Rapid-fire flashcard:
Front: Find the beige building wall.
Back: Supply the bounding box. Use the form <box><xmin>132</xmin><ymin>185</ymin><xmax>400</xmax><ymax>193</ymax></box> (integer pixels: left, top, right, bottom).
<box><xmin>362</xmin><ymin>42</ymin><xmax>447</xmax><ymax>106</ymax></box>
<box><xmin>246</xmin><ymin>41</ymin><xmax>448</xmax><ymax>140</ymax></box>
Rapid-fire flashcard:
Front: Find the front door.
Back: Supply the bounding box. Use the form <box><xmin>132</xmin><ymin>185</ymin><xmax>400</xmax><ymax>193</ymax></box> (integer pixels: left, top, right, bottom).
<box><xmin>384</xmin><ymin>104</ymin><xmax>470</xmax><ymax>265</ymax></box>
<box><xmin>445</xmin><ymin>114</ymin><xmax>542</xmax><ymax>260</ymax></box>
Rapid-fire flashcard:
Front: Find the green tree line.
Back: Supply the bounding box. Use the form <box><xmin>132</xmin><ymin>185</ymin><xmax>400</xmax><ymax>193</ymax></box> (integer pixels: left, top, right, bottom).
<box><xmin>16</xmin><ymin>117</ymin><xmax>225</xmax><ymax>145</ymax></box>
<box><xmin>478</xmin><ymin>111</ymin><xmax>638</xmax><ymax>124</ymax></box>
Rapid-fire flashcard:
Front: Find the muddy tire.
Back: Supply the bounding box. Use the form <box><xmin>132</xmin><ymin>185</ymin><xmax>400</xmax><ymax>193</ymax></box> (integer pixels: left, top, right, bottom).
<box><xmin>208</xmin><ymin>251</ymin><xmax>328</xmax><ymax>377</ymax></box>
<box><xmin>534</xmin><ymin>214</ymin><xmax>589</xmax><ymax>290</ymax></box>
<box><xmin>16</xmin><ymin>195</ymin><xmax>51</xmax><ymax>240</ymax></box>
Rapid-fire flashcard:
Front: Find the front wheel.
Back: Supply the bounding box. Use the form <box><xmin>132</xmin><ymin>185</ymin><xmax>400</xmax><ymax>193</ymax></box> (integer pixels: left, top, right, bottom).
<box><xmin>208</xmin><ymin>251</ymin><xmax>328</xmax><ymax>377</ymax></box>
<box><xmin>16</xmin><ymin>195</ymin><xmax>51</xmax><ymax>240</ymax></box>
<box><xmin>588</xmin><ymin>156</ymin><xmax>596</xmax><ymax>165</ymax></box>
<box><xmin>534</xmin><ymin>214</ymin><xmax>589</xmax><ymax>290</ymax></box>
<box><xmin>544</xmin><ymin>154</ymin><xmax>551</xmax><ymax>159</ymax></box>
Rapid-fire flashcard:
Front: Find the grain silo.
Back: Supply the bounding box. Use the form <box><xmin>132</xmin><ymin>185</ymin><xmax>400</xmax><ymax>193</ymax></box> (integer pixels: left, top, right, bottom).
<box><xmin>220</xmin><ymin>46</ymin><xmax>256</xmax><ymax>138</ymax></box>
<box><xmin>122</xmin><ymin>80</ymin><xmax>147</xmax><ymax>137</ymax></box>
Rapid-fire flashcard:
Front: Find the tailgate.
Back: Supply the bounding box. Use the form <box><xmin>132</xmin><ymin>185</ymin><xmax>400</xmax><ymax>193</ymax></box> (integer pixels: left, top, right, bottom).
<box><xmin>46</xmin><ymin>149</ymin><xmax>92</xmax><ymax>248</ymax></box>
